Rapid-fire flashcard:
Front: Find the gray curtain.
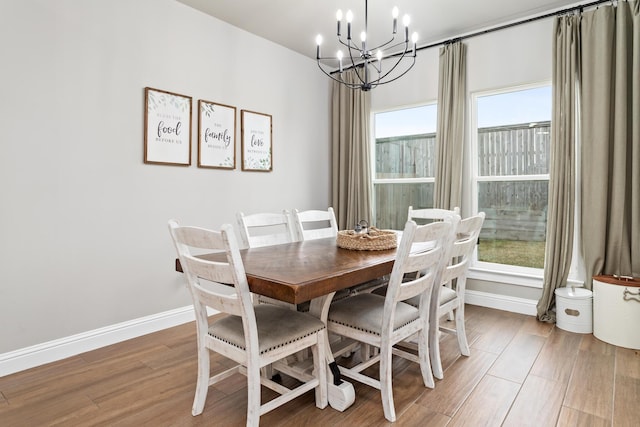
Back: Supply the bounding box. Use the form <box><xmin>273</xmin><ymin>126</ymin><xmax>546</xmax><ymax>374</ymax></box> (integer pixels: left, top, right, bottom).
<box><xmin>581</xmin><ymin>1</ymin><xmax>640</xmax><ymax>286</ymax></box>
<box><xmin>434</xmin><ymin>41</ymin><xmax>466</xmax><ymax>210</ymax></box>
<box><xmin>331</xmin><ymin>69</ymin><xmax>373</xmax><ymax>230</ymax></box>
<box><xmin>537</xmin><ymin>14</ymin><xmax>581</xmax><ymax>322</ymax></box>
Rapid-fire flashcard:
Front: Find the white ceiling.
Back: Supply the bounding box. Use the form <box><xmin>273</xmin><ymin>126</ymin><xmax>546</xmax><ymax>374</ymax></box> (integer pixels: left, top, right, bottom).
<box><xmin>175</xmin><ymin>0</ymin><xmax>588</xmax><ymax>60</ymax></box>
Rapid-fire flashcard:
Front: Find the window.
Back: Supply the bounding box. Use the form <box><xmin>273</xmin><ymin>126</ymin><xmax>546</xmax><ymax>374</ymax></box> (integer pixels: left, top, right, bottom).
<box><xmin>373</xmin><ymin>104</ymin><xmax>437</xmax><ymax>230</ymax></box>
<box><xmin>472</xmin><ymin>84</ymin><xmax>551</xmax><ymax>271</ymax></box>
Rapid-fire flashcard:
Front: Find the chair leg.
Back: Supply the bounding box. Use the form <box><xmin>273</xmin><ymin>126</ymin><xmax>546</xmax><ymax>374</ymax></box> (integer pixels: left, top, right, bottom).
<box><xmin>456</xmin><ymin>303</ymin><xmax>470</xmax><ymax>356</ymax></box>
<box><xmin>192</xmin><ymin>346</ymin><xmax>210</xmax><ymax>416</ymax></box>
<box><xmin>379</xmin><ymin>344</ymin><xmax>396</xmax><ymax>422</ymax></box>
<box><xmin>312</xmin><ymin>331</ymin><xmax>329</xmax><ymax>409</ymax></box>
<box><xmin>417</xmin><ymin>329</ymin><xmax>435</xmax><ymax>389</ymax></box>
<box><xmin>429</xmin><ymin>313</ymin><xmax>444</xmax><ymax>380</ymax></box>
<box><xmin>361</xmin><ymin>343</ymin><xmax>372</xmax><ymax>362</ymax></box>
<box><xmin>246</xmin><ymin>362</ymin><xmax>261</xmax><ymax>427</ymax></box>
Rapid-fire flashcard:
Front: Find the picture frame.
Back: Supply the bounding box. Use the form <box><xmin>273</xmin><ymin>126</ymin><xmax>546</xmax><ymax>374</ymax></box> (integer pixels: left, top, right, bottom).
<box><xmin>144</xmin><ymin>87</ymin><xmax>192</xmax><ymax>166</ymax></box>
<box><xmin>198</xmin><ymin>100</ymin><xmax>236</xmax><ymax>169</ymax></box>
<box><xmin>241</xmin><ymin>110</ymin><xmax>272</xmax><ymax>172</ymax></box>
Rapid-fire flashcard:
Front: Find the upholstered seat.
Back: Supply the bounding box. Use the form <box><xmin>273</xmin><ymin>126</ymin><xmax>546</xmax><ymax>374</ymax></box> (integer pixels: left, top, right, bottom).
<box><xmin>328</xmin><ymin>293</ymin><xmax>420</xmax><ymax>335</ymax></box>
<box><xmin>209</xmin><ymin>304</ymin><xmax>326</xmax><ymax>354</ymax></box>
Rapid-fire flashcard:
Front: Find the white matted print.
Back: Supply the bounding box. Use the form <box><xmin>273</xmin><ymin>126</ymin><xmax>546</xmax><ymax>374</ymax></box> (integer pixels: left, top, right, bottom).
<box><xmin>144</xmin><ymin>87</ymin><xmax>192</xmax><ymax>166</ymax></box>
<box><xmin>241</xmin><ymin>110</ymin><xmax>272</xmax><ymax>172</ymax></box>
<box><xmin>198</xmin><ymin>100</ymin><xmax>236</xmax><ymax>169</ymax></box>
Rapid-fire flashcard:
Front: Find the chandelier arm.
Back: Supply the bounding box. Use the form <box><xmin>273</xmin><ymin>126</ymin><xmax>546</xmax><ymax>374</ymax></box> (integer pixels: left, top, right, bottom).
<box><xmin>369</xmin><ymin>56</ymin><xmax>416</xmax><ymax>88</ymax></box>
<box><xmin>316</xmin><ymin>62</ymin><xmax>362</xmax><ymax>89</ymax></box>
<box><xmin>367</xmin><ymin>36</ymin><xmax>398</xmax><ymax>53</ymax></box>
<box><xmin>383</xmin><ymin>40</ymin><xmax>413</xmax><ymax>53</ymax></box>
<box><xmin>375</xmin><ymin>50</ymin><xmax>412</xmax><ymax>81</ymax></box>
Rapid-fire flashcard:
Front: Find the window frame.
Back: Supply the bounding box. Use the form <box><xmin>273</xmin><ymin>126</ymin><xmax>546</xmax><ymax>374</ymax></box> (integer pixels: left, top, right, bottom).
<box><xmin>371</xmin><ymin>102</ymin><xmax>437</xmax><ymax>228</ymax></box>
<box><xmin>469</xmin><ymin>82</ymin><xmax>552</xmax><ymax>287</ymax></box>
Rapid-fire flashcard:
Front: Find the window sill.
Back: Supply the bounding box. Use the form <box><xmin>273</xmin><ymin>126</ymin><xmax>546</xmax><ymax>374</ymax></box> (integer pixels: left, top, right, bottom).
<box><xmin>468</xmin><ymin>267</ymin><xmax>584</xmax><ymax>289</ymax></box>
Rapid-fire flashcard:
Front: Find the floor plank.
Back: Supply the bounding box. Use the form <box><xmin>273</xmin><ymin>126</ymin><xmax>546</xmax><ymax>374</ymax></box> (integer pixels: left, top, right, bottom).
<box><xmin>488</xmin><ymin>331</ymin><xmax>546</xmax><ymax>384</ymax></box>
<box><xmin>612</xmin><ymin>375</ymin><xmax>640</xmax><ymax>426</ymax></box>
<box><xmin>563</xmin><ymin>347</ymin><xmax>615</xmax><ymax>419</ymax></box>
<box><xmin>502</xmin><ymin>374</ymin><xmax>566</xmax><ymax>427</ymax></box>
<box><xmin>529</xmin><ymin>328</ymin><xmax>582</xmax><ymax>383</ymax></box>
<box><xmin>556</xmin><ymin>406</ymin><xmax>610</xmax><ymax>427</ymax></box>
<box><xmin>415</xmin><ymin>348</ymin><xmax>498</xmax><ymax>416</ymax></box>
<box><xmin>447</xmin><ymin>374</ymin><xmax>520</xmax><ymax>426</ymax></box>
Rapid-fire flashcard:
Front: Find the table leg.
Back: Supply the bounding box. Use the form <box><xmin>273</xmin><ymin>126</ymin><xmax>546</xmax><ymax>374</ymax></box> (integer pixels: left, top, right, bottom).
<box><xmin>309</xmin><ymin>293</ymin><xmax>355</xmax><ymax>412</ymax></box>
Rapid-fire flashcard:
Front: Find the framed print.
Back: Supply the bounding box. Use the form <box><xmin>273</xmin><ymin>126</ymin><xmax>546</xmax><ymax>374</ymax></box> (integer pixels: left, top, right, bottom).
<box><xmin>198</xmin><ymin>100</ymin><xmax>236</xmax><ymax>169</ymax></box>
<box><xmin>144</xmin><ymin>87</ymin><xmax>192</xmax><ymax>166</ymax></box>
<box><xmin>241</xmin><ymin>110</ymin><xmax>272</xmax><ymax>172</ymax></box>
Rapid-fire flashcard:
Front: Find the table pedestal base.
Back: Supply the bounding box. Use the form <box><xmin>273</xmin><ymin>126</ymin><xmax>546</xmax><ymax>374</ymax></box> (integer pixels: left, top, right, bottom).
<box><xmin>328</xmin><ymin>380</ymin><xmax>355</xmax><ymax>411</ymax></box>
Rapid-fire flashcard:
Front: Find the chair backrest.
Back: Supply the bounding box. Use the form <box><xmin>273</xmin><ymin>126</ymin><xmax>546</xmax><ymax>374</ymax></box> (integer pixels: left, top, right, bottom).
<box><xmin>407</xmin><ymin>206</ymin><xmax>460</xmax><ymax>225</ymax></box>
<box><xmin>384</xmin><ymin>218</ymin><xmax>457</xmax><ymax>324</ymax></box>
<box><xmin>168</xmin><ymin>220</ymin><xmax>254</xmax><ymax>329</ymax></box>
<box><xmin>236</xmin><ymin>210</ymin><xmax>296</xmax><ymax>248</ymax></box>
<box><xmin>292</xmin><ymin>208</ymin><xmax>338</xmax><ymax>241</ymax></box>
<box><xmin>442</xmin><ymin>212</ymin><xmax>485</xmax><ymax>286</ymax></box>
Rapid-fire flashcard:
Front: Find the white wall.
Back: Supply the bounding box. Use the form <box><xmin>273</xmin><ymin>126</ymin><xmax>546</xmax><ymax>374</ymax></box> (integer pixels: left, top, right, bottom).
<box><xmin>0</xmin><ymin>0</ymin><xmax>331</xmax><ymax>354</ymax></box>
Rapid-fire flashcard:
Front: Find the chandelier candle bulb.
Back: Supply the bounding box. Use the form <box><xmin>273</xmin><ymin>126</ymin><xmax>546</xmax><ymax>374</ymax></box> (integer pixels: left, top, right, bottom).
<box><xmin>336</xmin><ymin>10</ymin><xmax>342</xmax><ymax>36</ymax></box>
<box><xmin>360</xmin><ymin>31</ymin><xmax>366</xmax><ymax>51</ymax></box>
<box><xmin>392</xmin><ymin>6</ymin><xmax>398</xmax><ymax>33</ymax></box>
<box><xmin>315</xmin><ymin>34</ymin><xmax>322</xmax><ymax>58</ymax></box>
<box><xmin>337</xmin><ymin>50</ymin><xmax>343</xmax><ymax>72</ymax></box>
<box><xmin>346</xmin><ymin>10</ymin><xmax>353</xmax><ymax>40</ymax></box>
<box><xmin>403</xmin><ymin>15</ymin><xmax>410</xmax><ymax>42</ymax></box>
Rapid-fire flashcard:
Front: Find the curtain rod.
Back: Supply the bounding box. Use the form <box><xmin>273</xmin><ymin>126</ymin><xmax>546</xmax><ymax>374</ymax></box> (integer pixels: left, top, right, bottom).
<box><xmin>417</xmin><ymin>0</ymin><xmax>612</xmax><ymax>51</ymax></box>
<box><xmin>331</xmin><ymin>0</ymin><xmax>613</xmax><ymax>74</ymax></box>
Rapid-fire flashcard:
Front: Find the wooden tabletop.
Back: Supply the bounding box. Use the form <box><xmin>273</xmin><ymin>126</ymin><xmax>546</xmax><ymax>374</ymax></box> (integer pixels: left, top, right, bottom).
<box><xmin>175</xmin><ymin>237</ymin><xmax>398</xmax><ymax>304</ymax></box>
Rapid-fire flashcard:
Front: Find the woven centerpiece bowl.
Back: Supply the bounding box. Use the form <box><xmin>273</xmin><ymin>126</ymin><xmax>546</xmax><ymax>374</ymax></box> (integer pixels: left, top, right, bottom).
<box><xmin>336</xmin><ymin>227</ymin><xmax>397</xmax><ymax>251</ymax></box>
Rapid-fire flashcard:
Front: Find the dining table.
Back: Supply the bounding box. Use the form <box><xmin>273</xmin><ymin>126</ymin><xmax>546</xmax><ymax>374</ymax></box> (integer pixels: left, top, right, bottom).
<box><xmin>175</xmin><ymin>236</ymin><xmax>398</xmax><ymax>304</ymax></box>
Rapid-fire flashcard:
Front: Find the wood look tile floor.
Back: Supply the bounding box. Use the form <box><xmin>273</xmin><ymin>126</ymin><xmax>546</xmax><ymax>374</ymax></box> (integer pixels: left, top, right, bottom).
<box><xmin>1</xmin><ymin>305</ymin><xmax>639</xmax><ymax>426</ymax></box>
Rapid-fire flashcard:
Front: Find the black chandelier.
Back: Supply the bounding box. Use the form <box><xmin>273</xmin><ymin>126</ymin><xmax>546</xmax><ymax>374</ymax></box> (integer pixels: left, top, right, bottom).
<box><xmin>315</xmin><ymin>0</ymin><xmax>418</xmax><ymax>91</ymax></box>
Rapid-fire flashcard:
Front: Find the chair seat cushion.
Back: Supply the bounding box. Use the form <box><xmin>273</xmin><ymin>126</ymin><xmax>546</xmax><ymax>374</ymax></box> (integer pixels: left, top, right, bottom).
<box><xmin>328</xmin><ymin>293</ymin><xmax>419</xmax><ymax>335</ymax></box>
<box><xmin>208</xmin><ymin>304</ymin><xmax>325</xmax><ymax>354</ymax></box>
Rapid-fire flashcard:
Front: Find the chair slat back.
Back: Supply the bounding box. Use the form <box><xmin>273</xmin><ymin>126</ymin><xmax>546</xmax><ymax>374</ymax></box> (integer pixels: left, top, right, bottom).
<box><xmin>387</xmin><ymin>219</ymin><xmax>456</xmax><ymax>310</ymax></box>
<box><xmin>442</xmin><ymin>212</ymin><xmax>485</xmax><ymax>284</ymax></box>
<box><xmin>408</xmin><ymin>206</ymin><xmax>460</xmax><ymax>225</ymax></box>
<box><xmin>169</xmin><ymin>221</ymin><xmax>251</xmax><ymax>317</ymax></box>
<box><xmin>236</xmin><ymin>211</ymin><xmax>295</xmax><ymax>248</ymax></box>
<box><xmin>292</xmin><ymin>208</ymin><xmax>338</xmax><ymax>241</ymax></box>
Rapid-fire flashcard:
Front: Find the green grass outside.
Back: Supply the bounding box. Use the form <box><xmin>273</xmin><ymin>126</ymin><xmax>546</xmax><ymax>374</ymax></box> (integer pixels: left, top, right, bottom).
<box><xmin>478</xmin><ymin>239</ymin><xmax>546</xmax><ymax>269</ymax></box>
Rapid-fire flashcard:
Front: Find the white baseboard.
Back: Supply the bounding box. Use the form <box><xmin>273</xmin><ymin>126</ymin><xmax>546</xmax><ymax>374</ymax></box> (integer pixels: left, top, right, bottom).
<box><xmin>0</xmin><ymin>305</ymin><xmax>202</xmax><ymax>377</ymax></box>
<box><xmin>465</xmin><ymin>290</ymin><xmax>538</xmax><ymax>316</ymax></box>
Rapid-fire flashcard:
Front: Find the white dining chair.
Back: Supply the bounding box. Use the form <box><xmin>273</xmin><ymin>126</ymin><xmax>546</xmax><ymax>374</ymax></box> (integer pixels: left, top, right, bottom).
<box><xmin>427</xmin><ymin>212</ymin><xmax>485</xmax><ymax>379</ymax></box>
<box><xmin>236</xmin><ymin>210</ymin><xmax>296</xmax><ymax>249</ymax></box>
<box><xmin>236</xmin><ymin>210</ymin><xmax>300</xmax><ymax>308</ymax></box>
<box><xmin>326</xmin><ymin>218</ymin><xmax>455</xmax><ymax>422</ymax></box>
<box><xmin>168</xmin><ymin>220</ymin><xmax>328</xmax><ymax>426</ymax></box>
<box><xmin>408</xmin><ymin>206</ymin><xmax>460</xmax><ymax>320</ymax></box>
<box><xmin>400</xmin><ymin>212</ymin><xmax>485</xmax><ymax>378</ymax></box>
<box><xmin>292</xmin><ymin>207</ymin><xmax>338</xmax><ymax>241</ymax></box>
